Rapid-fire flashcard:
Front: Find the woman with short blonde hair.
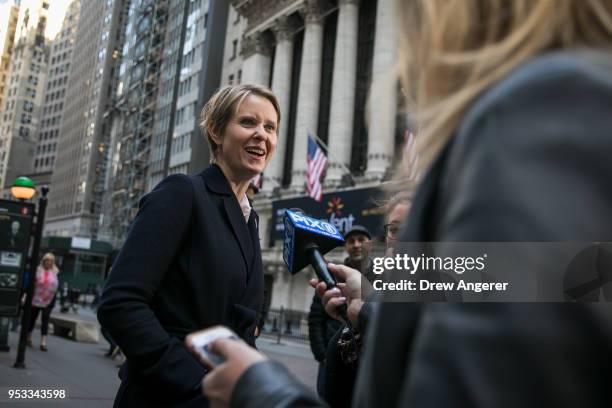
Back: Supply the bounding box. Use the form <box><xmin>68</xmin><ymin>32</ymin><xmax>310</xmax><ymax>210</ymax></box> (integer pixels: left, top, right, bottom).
<box><xmin>98</xmin><ymin>84</ymin><xmax>280</xmax><ymax>407</ymax></box>
<box><xmin>200</xmin><ymin>84</ymin><xmax>280</xmax><ymax>163</ymax></box>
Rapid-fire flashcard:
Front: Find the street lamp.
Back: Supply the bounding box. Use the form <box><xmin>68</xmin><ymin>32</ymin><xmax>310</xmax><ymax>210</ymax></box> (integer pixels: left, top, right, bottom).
<box><xmin>10</xmin><ymin>177</ymin><xmax>36</xmax><ymax>201</ymax></box>
<box><xmin>11</xmin><ymin>177</ymin><xmax>49</xmax><ymax>369</ymax></box>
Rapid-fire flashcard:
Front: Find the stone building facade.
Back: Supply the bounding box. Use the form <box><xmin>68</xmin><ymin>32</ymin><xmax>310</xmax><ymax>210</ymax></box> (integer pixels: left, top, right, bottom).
<box><xmin>0</xmin><ymin>1</ymin><xmax>20</xmax><ymax>118</ymax></box>
<box><xmin>223</xmin><ymin>0</ymin><xmax>402</xmax><ymax>312</ymax></box>
<box><xmin>45</xmin><ymin>0</ymin><xmax>130</xmax><ymax>238</ymax></box>
<box><xmin>31</xmin><ymin>0</ymin><xmax>80</xmax><ymax>185</ymax></box>
<box><xmin>0</xmin><ymin>0</ymin><xmax>50</xmax><ymax>191</ymax></box>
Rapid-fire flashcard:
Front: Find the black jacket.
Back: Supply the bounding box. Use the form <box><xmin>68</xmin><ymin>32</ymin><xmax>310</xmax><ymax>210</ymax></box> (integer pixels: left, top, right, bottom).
<box><xmin>308</xmin><ymin>294</ymin><xmax>343</xmax><ymax>362</ymax></box>
<box><xmin>319</xmin><ymin>257</ymin><xmax>375</xmax><ymax>406</ymax></box>
<box><xmin>229</xmin><ymin>50</ymin><xmax>612</xmax><ymax>408</ymax></box>
<box><xmin>307</xmin><ymin>255</ymin><xmax>367</xmax><ymax>363</ymax></box>
<box><xmin>97</xmin><ymin>164</ymin><xmax>264</xmax><ymax>408</ymax></box>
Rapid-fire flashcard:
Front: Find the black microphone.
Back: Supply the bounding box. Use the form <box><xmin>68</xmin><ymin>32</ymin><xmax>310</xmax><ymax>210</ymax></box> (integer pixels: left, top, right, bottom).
<box><xmin>283</xmin><ymin>210</ymin><xmax>350</xmax><ymax>323</ymax></box>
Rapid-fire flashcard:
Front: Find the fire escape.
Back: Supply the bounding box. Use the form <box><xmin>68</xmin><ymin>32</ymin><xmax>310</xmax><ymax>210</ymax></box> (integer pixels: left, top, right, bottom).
<box><xmin>111</xmin><ymin>0</ymin><xmax>168</xmax><ymax>243</ymax></box>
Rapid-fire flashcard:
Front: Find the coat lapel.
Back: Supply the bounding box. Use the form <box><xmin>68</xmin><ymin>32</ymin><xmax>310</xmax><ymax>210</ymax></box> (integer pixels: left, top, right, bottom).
<box><xmin>246</xmin><ymin>210</ymin><xmax>260</xmax><ymax>278</ymax></box>
<box><xmin>201</xmin><ymin>165</ymin><xmax>254</xmax><ymax>271</ymax></box>
<box><xmin>223</xmin><ymin>196</ymin><xmax>254</xmax><ymax>270</ymax></box>
<box><xmin>239</xmin><ymin>209</ymin><xmax>264</xmax><ymax>304</ymax></box>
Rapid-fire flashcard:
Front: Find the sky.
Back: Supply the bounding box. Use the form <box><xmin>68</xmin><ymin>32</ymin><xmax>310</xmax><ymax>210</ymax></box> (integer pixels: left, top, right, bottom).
<box><xmin>45</xmin><ymin>0</ymin><xmax>72</xmax><ymax>39</ymax></box>
<box><xmin>0</xmin><ymin>0</ymin><xmax>72</xmax><ymax>39</ymax></box>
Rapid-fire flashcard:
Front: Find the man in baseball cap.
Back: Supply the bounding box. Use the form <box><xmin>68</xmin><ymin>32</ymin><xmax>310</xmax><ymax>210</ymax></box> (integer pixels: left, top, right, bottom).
<box><xmin>343</xmin><ymin>225</ymin><xmax>373</xmax><ymax>279</ymax></box>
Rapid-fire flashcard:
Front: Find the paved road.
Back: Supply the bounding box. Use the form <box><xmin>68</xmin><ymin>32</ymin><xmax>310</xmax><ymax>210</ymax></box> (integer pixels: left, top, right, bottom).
<box><xmin>0</xmin><ymin>307</ymin><xmax>317</xmax><ymax>407</ymax></box>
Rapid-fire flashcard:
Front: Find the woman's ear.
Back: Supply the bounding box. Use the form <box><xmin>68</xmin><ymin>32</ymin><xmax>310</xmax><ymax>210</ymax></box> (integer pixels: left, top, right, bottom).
<box><xmin>208</xmin><ymin>124</ymin><xmax>222</xmax><ymax>146</ymax></box>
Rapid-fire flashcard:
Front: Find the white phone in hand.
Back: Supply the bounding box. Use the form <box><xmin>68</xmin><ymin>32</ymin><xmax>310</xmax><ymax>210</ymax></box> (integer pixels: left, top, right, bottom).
<box><xmin>186</xmin><ymin>326</ymin><xmax>239</xmax><ymax>368</ymax></box>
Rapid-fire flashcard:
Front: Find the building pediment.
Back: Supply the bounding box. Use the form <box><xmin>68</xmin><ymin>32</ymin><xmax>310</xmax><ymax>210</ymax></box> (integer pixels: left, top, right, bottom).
<box><xmin>232</xmin><ymin>0</ymin><xmax>303</xmax><ymax>32</ymax></box>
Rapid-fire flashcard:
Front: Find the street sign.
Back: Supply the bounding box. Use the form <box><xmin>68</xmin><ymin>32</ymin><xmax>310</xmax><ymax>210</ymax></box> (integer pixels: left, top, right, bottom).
<box><xmin>0</xmin><ymin>200</ymin><xmax>34</xmax><ymax>316</ymax></box>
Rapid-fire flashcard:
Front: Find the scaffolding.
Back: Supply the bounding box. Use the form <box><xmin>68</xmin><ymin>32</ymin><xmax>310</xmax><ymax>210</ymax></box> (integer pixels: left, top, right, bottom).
<box><xmin>110</xmin><ymin>0</ymin><xmax>169</xmax><ymax>243</ymax></box>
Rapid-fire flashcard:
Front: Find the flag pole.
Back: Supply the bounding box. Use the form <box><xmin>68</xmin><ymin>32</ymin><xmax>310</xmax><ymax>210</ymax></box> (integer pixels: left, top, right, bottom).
<box><xmin>309</xmin><ymin>131</ymin><xmax>355</xmax><ymax>185</ymax></box>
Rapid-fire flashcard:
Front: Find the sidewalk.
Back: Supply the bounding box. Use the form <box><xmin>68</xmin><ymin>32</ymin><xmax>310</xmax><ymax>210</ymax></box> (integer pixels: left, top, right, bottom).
<box><xmin>0</xmin><ymin>307</ymin><xmax>317</xmax><ymax>407</ymax></box>
<box><xmin>0</xmin><ymin>327</ymin><xmax>120</xmax><ymax>407</ymax></box>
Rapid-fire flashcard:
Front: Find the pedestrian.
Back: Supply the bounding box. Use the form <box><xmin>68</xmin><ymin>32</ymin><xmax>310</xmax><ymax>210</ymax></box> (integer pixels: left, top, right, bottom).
<box><xmin>194</xmin><ymin>1</ymin><xmax>612</xmax><ymax>407</ymax></box>
<box><xmin>323</xmin><ymin>203</ymin><xmax>412</xmax><ymax>408</ymax></box>
<box><xmin>382</xmin><ymin>192</ymin><xmax>411</xmax><ymax>251</ymax></box>
<box><xmin>27</xmin><ymin>253</ymin><xmax>60</xmax><ymax>352</ymax></box>
<box><xmin>91</xmin><ymin>284</ymin><xmax>101</xmax><ymax>308</ymax></box>
<box><xmin>308</xmin><ymin>225</ymin><xmax>372</xmax><ymax>404</ymax></box>
<box><xmin>69</xmin><ymin>286</ymin><xmax>80</xmax><ymax>311</ymax></box>
<box><xmin>59</xmin><ymin>282</ymin><xmax>69</xmax><ymax>313</ymax></box>
<box><xmin>97</xmin><ymin>84</ymin><xmax>281</xmax><ymax>408</ymax></box>
<box><xmin>341</xmin><ymin>225</ymin><xmax>374</xmax><ymax>282</ymax></box>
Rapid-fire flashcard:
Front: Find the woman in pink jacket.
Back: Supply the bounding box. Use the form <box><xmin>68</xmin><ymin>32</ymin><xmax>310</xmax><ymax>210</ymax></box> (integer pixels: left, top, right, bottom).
<box><xmin>28</xmin><ymin>253</ymin><xmax>59</xmax><ymax>351</ymax></box>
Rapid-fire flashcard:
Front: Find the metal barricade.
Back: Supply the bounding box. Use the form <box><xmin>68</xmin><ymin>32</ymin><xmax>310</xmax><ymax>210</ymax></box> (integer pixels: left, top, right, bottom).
<box><xmin>260</xmin><ymin>307</ymin><xmax>310</xmax><ymax>345</ymax></box>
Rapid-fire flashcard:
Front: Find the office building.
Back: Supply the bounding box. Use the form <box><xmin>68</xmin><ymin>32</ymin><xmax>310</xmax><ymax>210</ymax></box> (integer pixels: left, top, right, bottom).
<box><xmin>45</xmin><ymin>0</ymin><xmax>130</xmax><ymax>238</ymax></box>
<box><xmin>0</xmin><ymin>0</ymin><xmax>50</xmax><ymax>191</ymax></box>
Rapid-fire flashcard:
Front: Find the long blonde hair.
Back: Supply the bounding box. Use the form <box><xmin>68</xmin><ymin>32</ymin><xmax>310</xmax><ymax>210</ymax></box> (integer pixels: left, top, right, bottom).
<box><xmin>40</xmin><ymin>252</ymin><xmax>59</xmax><ymax>273</ymax></box>
<box><xmin>396</xmin><ymin>0</ymin><xmax>612</xmax><ymax>172</ymax></box>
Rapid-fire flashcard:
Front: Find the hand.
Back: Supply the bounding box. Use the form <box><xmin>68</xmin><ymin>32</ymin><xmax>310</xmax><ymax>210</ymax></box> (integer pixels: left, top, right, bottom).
<box><xmin>309</xmin><ymin>263</ymin><xmax>364</xmax><ymax>329</ymax></box>
<box><xmin>196</xmin><ymin>338</ymin><xmax>267</xmax><ymax>408</ymax></box>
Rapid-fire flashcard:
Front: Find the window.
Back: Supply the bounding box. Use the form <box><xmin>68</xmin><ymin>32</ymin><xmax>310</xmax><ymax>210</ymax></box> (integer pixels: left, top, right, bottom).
<box><xmin>317</xmin><ymin>10</ymin><xmax>338</xmax><ymax>146</ymax></box>
<box><xmin>23</xmin><ymin>101</ymin><xmax>34</xmax><ymax>112</ymax></box>
<box><xmin>237</xmin><ymin>70</ymin><xmax>242</xmax><ymax>84</ymax></box>
<box><xmin>231</xmin><ymin>40</ymin><xmax>238</xmax><ymax>60</ymax></box>
<box><xmin>282</xmin><ymin>30</ymin><xmax>304</xmax><ymax>187</ymax></box>
<box><xmin>188</xmin><ymin>0</ymin><xmax>201</xmax><ymax>14</ymax></box>
<box><xmin>350</xmin><ymin>0</ymin><xmax>377</xmax><ymax>174</ymax></box>
<box><xmin>228</xmin><ymin>74</ymin><xmax>234</xmax><ymax>85</ymax></box>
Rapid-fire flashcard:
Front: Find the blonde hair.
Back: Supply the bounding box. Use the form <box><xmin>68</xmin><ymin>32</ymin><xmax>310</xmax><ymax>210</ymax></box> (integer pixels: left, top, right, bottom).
<box><xmin>396</xmin><ymin>0</ymin><xmax>612</xmax><ymax>172</ymax></box>
<box><xmin>199</xmin><ymin>84</ymin><xmax>281</xmax><ymax>163</ymax></box>
<box><xmin>384</xmin><ymin>191</ymin><xmax>412</xmax><ymax>223</ymax></box>
<box><xmin>40</xmin><ymin>252</ymin><xmax>59</xmax><ymax>273</ymax></box>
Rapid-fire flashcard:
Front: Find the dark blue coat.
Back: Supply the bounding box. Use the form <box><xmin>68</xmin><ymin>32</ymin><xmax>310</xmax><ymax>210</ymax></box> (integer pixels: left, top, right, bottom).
<box><xmin>97</xmin><ymin>164</ymin><xmax>264</xmax><ymax>408</ymax></box>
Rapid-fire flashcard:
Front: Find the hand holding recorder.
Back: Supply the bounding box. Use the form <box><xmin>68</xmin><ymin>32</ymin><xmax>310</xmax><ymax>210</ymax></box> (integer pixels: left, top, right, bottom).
<box><xmin>310</xmin><ymin>263</ymin><xmax>364</xmax><ymax>329</ymax></box>
<box><xmin>186</xmin><ymin>326</ymin><xmax>266</xmax><ymax>408</ymax></box>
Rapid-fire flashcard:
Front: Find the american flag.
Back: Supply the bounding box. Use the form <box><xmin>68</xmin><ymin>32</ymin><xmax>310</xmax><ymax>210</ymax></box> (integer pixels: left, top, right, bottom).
<box><xmin>306</xmin><ymin>134</ymin><xmax>327</xmax><ymax>201</ymax></box>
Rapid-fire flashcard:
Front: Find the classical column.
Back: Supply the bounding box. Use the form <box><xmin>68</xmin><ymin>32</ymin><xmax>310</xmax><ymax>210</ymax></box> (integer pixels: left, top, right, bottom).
<box><xmin>366</xmin><ymin>0</ymin><xmax>397</xmax><ymax>180</ymax></box>
<box><xmin>263</xmin><ymin>17</ymin><xmax>294</xmax><ymax>193</ymax></box>
<box><xmin>241</xmin><ymin>32</ymin><xmax>272</xmax><ymax>86</ymax></box>
<box><xmin>326</xmin><ymin>0</ymin><xmax>360</xmax><ymax>186</ymax></box>
<box><xmin>290</xmin><ymin>1</ymin><xmax>324</xmax><ymax>189</ymax></box>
